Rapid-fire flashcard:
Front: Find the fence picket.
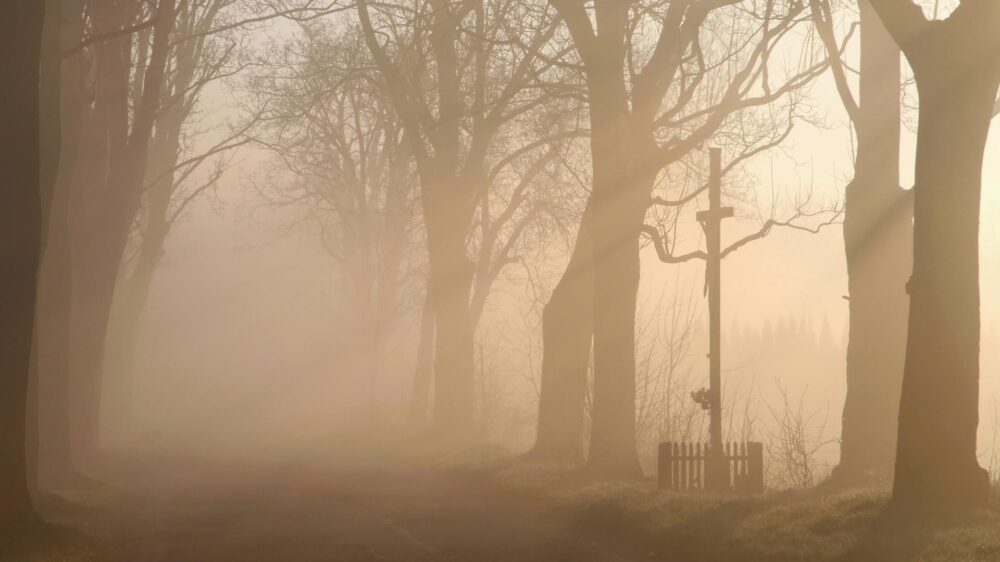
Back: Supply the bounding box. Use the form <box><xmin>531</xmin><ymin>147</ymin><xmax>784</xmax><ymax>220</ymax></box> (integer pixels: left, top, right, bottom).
<box><xmin>657</xmin><ymin>440</ymin><xmax>765</xmax><ymax>494</ymax></box>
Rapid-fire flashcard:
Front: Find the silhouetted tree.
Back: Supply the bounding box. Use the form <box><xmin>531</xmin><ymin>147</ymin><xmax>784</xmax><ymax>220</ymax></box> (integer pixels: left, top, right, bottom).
<box><xmin>103</xmin><ymin>0</ymin><xmax>252</xmax><ymax>439</ymax></box>
<box><xmin>251</xmin><ymin>24</ymin><xmax>421</xmax><ymax>425</ymax></box>
<box><xmin>0</xmin><ymin>0</ymin><xmax>46</xmax><ymax>528</ymax></box>
<box><xmin>33</xmin><ymin>0</ymin><xmax>88</xmax><ymax>491</ymax></box>
<box><xmin>60</xmin><ymin>0</ymin><xmax>176</xmax><ymax>466</ymax></box>
<box><xmin>356</xmin><ymin>0</ymin><xmax>562</xmax><ymax>444</ymax></box>
<box><xmin>42</xmin><ymin>0</ymin><xmax>325</xmax><ymax>475</ymax></box>
<box><xmin>871</xmin><ymin>0</ymin><xmax>1000</xmax><ymax>510</ymax></box>
<box><xmin>812</xmin><ymin>0</ymin><xmax>912</xmax><ymax>485</ymax></box>
<box><xmin>531</xmin><ymin>0</ymin><xmax>827</xmax><ymax>476</ymax></box>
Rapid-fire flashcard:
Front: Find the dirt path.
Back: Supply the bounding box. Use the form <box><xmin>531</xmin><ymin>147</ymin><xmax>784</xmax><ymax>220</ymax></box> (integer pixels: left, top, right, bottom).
<box><xmin>35</xmin><ymin>466</ymin><xmax>634</xmax><ymax>562</ymax></box>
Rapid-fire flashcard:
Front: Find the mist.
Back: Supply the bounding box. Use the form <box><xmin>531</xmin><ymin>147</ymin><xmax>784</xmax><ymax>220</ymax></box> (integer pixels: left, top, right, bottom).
<box><xmin>5</xmin><ymin>0</ymin><xmax>1000</xmax><ymax>560</ymax></box>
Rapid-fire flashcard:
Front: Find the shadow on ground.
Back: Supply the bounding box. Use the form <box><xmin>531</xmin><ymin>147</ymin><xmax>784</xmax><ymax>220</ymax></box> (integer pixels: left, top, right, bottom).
<box><xmin>9</xmin><ymin>458</ymin><xmax>1000</xmax><ymax>562</ymax></box>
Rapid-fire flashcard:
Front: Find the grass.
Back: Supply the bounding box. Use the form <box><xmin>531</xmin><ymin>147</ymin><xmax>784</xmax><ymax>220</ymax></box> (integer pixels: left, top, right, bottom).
<box><xmin>10</xmin><ymin>457</ymin><xmax>1000</xmax><ymax>561</ymax></box>
<box><xmin>484</xmin><ymin>462</ymin><xmax>1000</xmax><ymax>562</ymax></box>
<box><xmin>0</xmin><ymin>521</ymin><xmax>116</xmax><ymax>562</ymax></box>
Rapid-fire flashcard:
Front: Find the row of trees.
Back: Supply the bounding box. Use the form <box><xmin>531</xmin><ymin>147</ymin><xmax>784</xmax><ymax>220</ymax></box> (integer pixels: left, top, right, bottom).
<box><xmin>0</xmin><ymin>0</ymin><xmax>46</xmax><ymax>529</ymax></box>
<box><xmin>2</xmin><ymin>0</ymin><xmax>345</xmax><ymax>524</ymax></box>
<box><xmin>339</xmin><ymin>0</ymin><xmax>838</xmax><ymax>479</ymax></box>
<box><xmin>809</xmin><ymin>0</ymin><xmax>1000</xmax><ymax>510</ymax></box>
<box><xmin>874</xmin><ymin>0</ymin><xmax>1000</xmax><ymax>510</ymax></box>
<box><xmin>341</xmin><ymin>0</ymin><xmax>1000</xmax><ymax>510</ymax></box>
<box><xmin>34</xmin><ymin>0</ymin><xmax>262</xmax><ymax>487</ymax></box>
<box><xmin>4</xmin><ymin>0</ymin><xmax>1000</xmax><ymax>528</ymax></box>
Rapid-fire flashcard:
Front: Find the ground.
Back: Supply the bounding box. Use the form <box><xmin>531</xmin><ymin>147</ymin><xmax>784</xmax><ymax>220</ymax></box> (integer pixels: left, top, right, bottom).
<box><xmin>5</xmin><ymin>458</ymin><xmax>1000</xmax><ymax>561</ymax></box>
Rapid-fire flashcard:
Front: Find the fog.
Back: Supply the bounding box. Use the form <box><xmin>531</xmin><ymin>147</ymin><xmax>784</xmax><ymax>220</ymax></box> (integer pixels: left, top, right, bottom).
<box><xmin>89</xmin><ymin>91</ymin><xmax>1000</xmax><ymax>482</ymax></box>
<box><xmin>7</xmin><ymin>0</ymin><xmax>1000</xmax><ymax>560</ymax></box>
<box><xmin>98</xmin><ymin>81</ymin><xmax>1000</xmax><ymax>480</ymax></box>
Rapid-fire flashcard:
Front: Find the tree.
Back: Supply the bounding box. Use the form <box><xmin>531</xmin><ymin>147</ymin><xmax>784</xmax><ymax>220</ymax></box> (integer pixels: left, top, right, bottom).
<box><xmin>870</xmin><ymin>0</ymin><xmax>1000</xmax><ymax>510</ymax></box>
<box><xmin>37</xmin><ymin>0</ymin><xmax>250</xmax><ymax>483</ymax></box>
<box><xmin>356</xmin><ymin>0</ymin><xmax>563</xmax><ymax>444</ymax></box>
<box><xmin>59</xmin><ymin>0</ymin><xmax>177</xmax><ymax>467</ymax></box>
<box><xmin>0</xmin><ymin>0</ymin><xmax>46</xmax><ymax>528</ymax></box>
<box><xmin>40</xmin><ymin>0</ymin><xmax>329</xmax><ymax>475</ymax></box>
<box><xmin>532</xmin><ymin>0</ymin><xmax>827</xmax><ymax>476</ymax></box>
<box><xmin>812</xmin><ymin>0</ymin><xmax>912</xmax><ymax>485</ymax></box>
<box><xmin>34</xmin><ymin>0</ymin><xmax>89</xmax><ymax>490</ymax></box>
<box><xmin>251</xmin><ymin>23</ymin><xmax>421</xmax><ymax>426</ymax></box>
<box><xmin>102</xmin><ymin>0</ymin><xmax>250</xmax><ymax>440</ymax></box>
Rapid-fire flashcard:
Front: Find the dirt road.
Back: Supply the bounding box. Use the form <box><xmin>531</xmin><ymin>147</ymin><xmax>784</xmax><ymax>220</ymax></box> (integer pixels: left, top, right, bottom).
<box><xmin>31</xmin><ymin>464</ymin><xmax>636</xmax><ymax>562</ymax></box>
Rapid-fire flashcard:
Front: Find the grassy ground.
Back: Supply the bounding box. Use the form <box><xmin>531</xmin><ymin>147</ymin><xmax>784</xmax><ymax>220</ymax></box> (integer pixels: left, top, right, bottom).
<box><xmin>0</xmin><ymin>521</ymin><xmax>115</xmax><ymax>562</ymax></box>
<box><xmin>485</xmin><ymin>462</ymin><xmax>1000</xmax><ymax>562</ymax></box>
<box><xmin>8</xmin><ymin>459</ymin><xmax>1000</xmax><ymax>561</ymax></box>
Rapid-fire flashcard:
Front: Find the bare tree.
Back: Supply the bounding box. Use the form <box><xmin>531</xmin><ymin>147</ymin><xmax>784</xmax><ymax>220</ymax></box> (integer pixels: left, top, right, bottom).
<box><xmin>633</xmin><ymin>283</ymin><xmax>702</xmax><ymax>473</ymax></box>
<box><xmin>812</xmin><ymin>0</ymin><xmax>912</xmax><ymax>486</ymax></box>
<box><xmin>355</xmin><ymin>0</ymin><xmax>565</xmax><ymax>444</ymax></box>
<box><xmin>34</xmin><ymin>0</ymin><xmax>90</xmax><ymax>490</ymax></box>
<box><xmin>36</xmin><ymin>0</ymin><xmax>342</xmax><ymax>481</ymax></box>
<box><xmin>763</xmin><ymin>382</ymin><xmax>836</xmax><ymax>489</ymax></box>
<box><xmin>870</xmin><ymin>0</ymin><xmax>1000</xmax><ymax>511</ymax></box>
<box><xmin>532</xmin><ymin>0</ymin><xmax>830</xmax><ymax>477</ymax></box>
<box><xmin>102</xmin><ymin>0</ymin><xmax>253</xmax><ymax>440</ymax></box>
<box><xmin>250</xmin><ymin>22</ymin><xmax>421</xmax><ymax>427</ymax></box>
<box><xmin>0</xmin><ymin>0</ymin><xmax>46</xmax><ymax>528</ymax></box>
<box><xmin>55</xmin><ymin>0</ymin><xmax>177</xmax><ymax>469</ymax></box>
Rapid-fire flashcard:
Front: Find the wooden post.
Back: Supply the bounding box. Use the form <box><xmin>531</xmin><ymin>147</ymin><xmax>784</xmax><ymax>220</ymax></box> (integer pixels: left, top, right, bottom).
<box><xmin>681</xmin><ymin>443</ymin><xmax>689</xmax><ymax>489</ymax></box>
<box><xmin>697</xmin><ymin>148</ymin><xmax>734</xmax><ymax>492</ymax></box>
<box><xmin>658</xmin><ymin>442</ymin><xmax>674</xmax><ymax>489</ymax></box>
<box><xmin>696</xmin><ymin>442</ymin><xmax>703</xmax><ymax>489</ymax></box>
<box><xmin>747</xmin><ymin>442</ymin><xmax>764</xmax><ymax>494</ymax></box>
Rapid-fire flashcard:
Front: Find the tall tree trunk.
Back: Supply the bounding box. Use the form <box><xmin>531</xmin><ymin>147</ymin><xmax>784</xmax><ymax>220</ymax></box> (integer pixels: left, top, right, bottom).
<box><xmin>36</xmin><ymin>99</ymin><xmax>84</xmax><ymax>487</ymax></box>
<box><xmin>833</xmin><ymin>0</ymin><xmax>911</xmax><ymax>485</ymax></box>
<box><xmin>35</xmin><ymin>0</ymin><xmax>94</xmax><ymax>488</ymax></box>
<box><xmin>102</xmin><ymin>97</ymin><xmax>184</xmax><ymax>442</ymax></box>
<box><xmin>36</xmin><ymin>226</ymin><xmax>80</xmax><ymax>488</ymax></box>
<box><xmin>424</xmin><ymin>183</ymin><xmax>477</xmax><ymax>444</ymax></box>
<box><xmin>582</xmin><ymin>66</ymin><xmax>646</xmax><ymax>476</ymax></box>
<box><xmin>585</xmin><ymin>155</ymin><xmax>646</xmax><ymax>478</ymax></box>
<box><xmin>528</xmin><ymin>204</ymin><xmax>594</xmax><ymax>464</ymax></box>
<box><xmin>29</xmin><ymin>0</ymin><xmax>63</xmax><ymax>495</ymax></box>
<box><xmin>587</xmin><ymin>228</ymin><xmax>642</xmax><ymax>477</ymax></box>
<box><xmin>68</xmin><ymin>245</ymin><xmax>121</xmax><ymax>465</ymax></box>
<box><xmin>65</xmin><ymin>0</ymin><xmax>176</xmax><ymax>466</ymax></box>
<box><xmin>528</xmin><ymin>30</ymin><xmax>649</xmax><ymax>475</ymax></box>
<box><xmin>62</xmin><ymin>116</ymin><xmax>110</xmax><ymax>469</ymax></box>
<box><xmin>891</xmin><ymin>28</ymin><xmax>999</xmax><ymax>508</ymax></box>
<box><xmin>408</xmin><ymin>296</ymin><xmax>435</xmax><ymax>429</ymax></box>
<box><xmin>0</xmin><ymin>0</ymin><xmax>45</xmax><ymax>528</ymax></box>
<box><xmin>102</xmin><ymin>229</ymin><xmax>162</xmax><ymax>442</ymax></box>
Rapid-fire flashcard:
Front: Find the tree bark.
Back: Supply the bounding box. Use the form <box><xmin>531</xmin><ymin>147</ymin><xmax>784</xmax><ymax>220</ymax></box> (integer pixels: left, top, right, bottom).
<box><xmin>34</xmin><ymin>0</ymin><xmax>93</xmax><ymax>487</ymax></box>
<box><xmin>876</xmin><ymin>4</ymin><xmax>1000</xmax><ymax>508</ymax></box>
<box><xmin>833</xmin><ymin>0</ymin><xmax>912</xmax><ymax>486</ymax></box>
<box><xmin>892</xmin><ymin>72</ymin><xmax>996</xmax><ymax>509</ymax></box>
<box><xmin>68</xmin><ymin>245</ymin><xmax>122</xmax><ymax>464</ymax></box>
<box><xmin>528</xmin><ymin>205</ymin><xmax>594</xmax><ymax>464</ymax></box>
<box><xmin>0</xmin><ymin>0</ymin><xmax>46</xmax><ymax>528</ymax></box>
<box><xmin>65</xmin><ymin>0</ymin><xmax>176</xmax><ymax>465</ymax></box>
<box><xmin>102</xmin><ymin>92</ymin><xmax>184</xmax><ymax>443</ymax></box>
<box><xmin>585</xmin><ymin>151</ymin><xmax>647</xmax><ymax>478</ymax></box>
<box><xmin>29</xmin><ymin>0</ymin><xmax>62</xmax><ymax>494</ymax></box>
<box><xmin>408</xmin><ymin>296</ymin><xmax>435</xmax><ymax>429</ymax></box>
<box><xmin>582</xmin><ymin>60</ymin><xmax>647</xmax><ymax>477</ymax></box>
<box><xmin>530</xmin><ymin>3</ymin><xmax>654</xmax><ymax>475</ymax></box>
<box><xmin>424</xmin><ymin>180</ymin><xmax>477</xmax><ymax>444</ymax></box>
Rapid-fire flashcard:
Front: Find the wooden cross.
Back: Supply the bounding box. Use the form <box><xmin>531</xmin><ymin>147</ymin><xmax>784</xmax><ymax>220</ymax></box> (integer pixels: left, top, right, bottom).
<box><xmin>695</xmin><ymin>148</ymin><xmax>734</xmax><ymax>491</ymax></box>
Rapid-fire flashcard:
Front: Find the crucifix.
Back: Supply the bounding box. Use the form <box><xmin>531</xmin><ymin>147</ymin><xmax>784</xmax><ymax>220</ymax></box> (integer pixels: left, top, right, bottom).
<box><xmin>695</xmin><ymin>148</ymin><xmax>734</xmax><ymax>491</ymax></box>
